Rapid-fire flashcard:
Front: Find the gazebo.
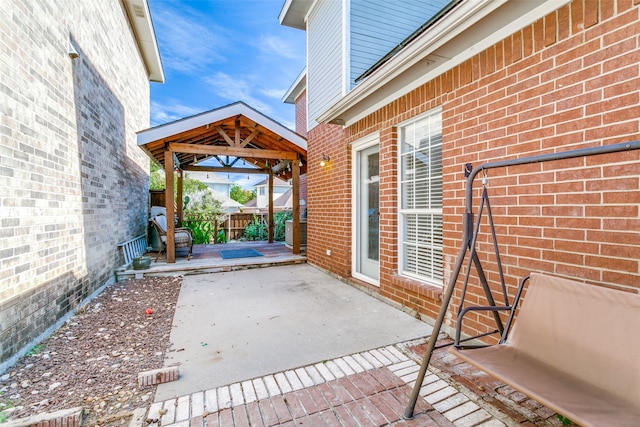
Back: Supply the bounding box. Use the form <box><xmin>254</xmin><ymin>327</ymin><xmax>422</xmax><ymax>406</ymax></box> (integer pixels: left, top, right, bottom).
<box><xmin>137</xmin><ymin>102</ymin><xmax>307</xmax><ymax>262</ymax></box>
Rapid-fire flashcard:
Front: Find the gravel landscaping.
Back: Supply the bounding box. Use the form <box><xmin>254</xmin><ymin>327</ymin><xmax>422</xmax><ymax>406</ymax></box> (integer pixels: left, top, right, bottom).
<box><xmin>0</xmin><ymin>276</ymin><xmax>182</xmax><ymax>426</ymax></box>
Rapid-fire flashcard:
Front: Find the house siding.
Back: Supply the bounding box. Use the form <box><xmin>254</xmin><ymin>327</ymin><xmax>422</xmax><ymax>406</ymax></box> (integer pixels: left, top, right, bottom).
<box><xmin>306</xmin><ymin>0</ymin><xmax>640</xmax><ymax>330</ymax></box>
<box><xmin>0</xmin><ymin>1</ymin><xmax>151</xmax><ymax>367</ymax></box>
<box><xmin>349</xmin><ymin>0</ymin><xmax>448</xmax><ymax>88</ymax></box>
<box><xmin>307</xmin><ymin>0</ymin><xmax>344</xmax><ymax>131</ymax></box>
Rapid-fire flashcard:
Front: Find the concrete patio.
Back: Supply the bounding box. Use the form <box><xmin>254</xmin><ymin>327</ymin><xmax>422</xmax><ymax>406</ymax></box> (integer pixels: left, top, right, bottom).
<box><xmin>154</xmin><ymin>264</ymin><xmax>431</xmax><ymax>401</ymax></box>
<box><xmin>141</xmin><ymin>264</ymin><xmax>563</xmax><ymax>427</ymax></box>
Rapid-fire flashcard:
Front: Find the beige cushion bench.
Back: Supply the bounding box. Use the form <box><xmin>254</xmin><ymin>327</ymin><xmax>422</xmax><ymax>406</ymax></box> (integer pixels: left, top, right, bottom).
<box><xmin>449</xmin><ymin>273</ymin><xmax>640</xmax><ymax>427</ymax></box>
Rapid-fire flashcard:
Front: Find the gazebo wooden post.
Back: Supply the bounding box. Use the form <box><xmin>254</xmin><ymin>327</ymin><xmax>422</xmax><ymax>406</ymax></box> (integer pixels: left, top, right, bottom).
<box><xmin>292</xmin><ymin>157</ymin><xmax>300</xmax><ymax>254</ymax></box>
<box><xmin>164</xmin><ymin>150</ymin><xmax>176</xmax><ymax>263</ymax></box>
<box><xmin>176</xmin><ymin>170</ymin><xmax>184</xmax><ymax>227</ymax></box>
<box><xmin>268</xmin><ymin>169</ymin><xmax>274</xmax><ymax>243</ymax></box>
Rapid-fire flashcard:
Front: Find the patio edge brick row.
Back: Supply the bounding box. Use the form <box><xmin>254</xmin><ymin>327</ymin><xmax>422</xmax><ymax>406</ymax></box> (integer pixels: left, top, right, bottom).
<box><xmin>147</xmin><ymin>344</ymin><xmax>507</xmax><ymax>427</ymax></box>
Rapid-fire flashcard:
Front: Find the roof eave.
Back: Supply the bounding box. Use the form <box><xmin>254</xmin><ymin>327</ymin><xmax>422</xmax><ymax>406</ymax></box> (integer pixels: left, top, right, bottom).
<box><xmin>136</xmin><ymin>101</ymin><xmax>307</xmax><ymax>151</ymax></box>
<box><xmin>122</xmin><ymin>0</ymin><xmax>165</xmax><ymax>83</ymax></box>
<box><xmin>279</xmin><ymin>0</ymin><xmax>313</xmax><ymax>30</ymax></box>
<box><xmin>282</xmin><ymin>69</ymin><xmax>307</xmax><ymax>104</ymax></box>
<box><xmin>318</xmin><ymin>0</ymin><xmax>568</xmax><ymax>127</ymax></box>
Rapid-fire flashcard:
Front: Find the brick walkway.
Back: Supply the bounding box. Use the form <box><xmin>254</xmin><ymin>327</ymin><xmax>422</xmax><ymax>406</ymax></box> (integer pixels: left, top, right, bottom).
<box><xmin>147</xmin><ymin>344</ymin><xmax>514</xmax><ymax>427</ymax></box>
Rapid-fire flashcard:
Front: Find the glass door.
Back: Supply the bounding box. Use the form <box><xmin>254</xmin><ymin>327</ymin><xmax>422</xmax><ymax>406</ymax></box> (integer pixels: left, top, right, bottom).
<box><xmin>355</xmin><ymin>144</ymin><xmax>380</xmax><ymax>283</ymax></box>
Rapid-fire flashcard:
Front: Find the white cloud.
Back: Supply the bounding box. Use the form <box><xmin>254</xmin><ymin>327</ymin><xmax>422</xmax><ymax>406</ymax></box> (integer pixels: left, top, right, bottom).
<box><xmin>257</xmin><ymin>34</ymin><xmax>301</xmax><ymax>59</ymax></box>
<box><xmin>150</xmin><ymin>101</ymin><xmax>202</xmax><ymax>126</ymax></box>
<box><xmin>152</xmin><ymin>3</ymin><xmax>228</xmax><ymax>74</ymax></box>
<box><xmin>259</xmin><ymin>87</ymin><xmax>286</xmax><ymax>99</ymax></box>
<box><xmin>203</xmin><ymin>72</ymin><xmax>272</xmax><ymax>114</ymax></box>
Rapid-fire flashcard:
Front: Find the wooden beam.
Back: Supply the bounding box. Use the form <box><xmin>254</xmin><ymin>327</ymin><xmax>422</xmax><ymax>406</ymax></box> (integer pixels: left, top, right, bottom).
<box><xmin>182</xmin><ymin>165</ymin><xmax>267</xmax><ymax>174</ymax></box>
<box><xmin>164</xmin><ymin>150</ymin><xmax>175</xmax><ymax>263</ymax></box>
<box><xmin>215</xmin><ymin>126</ymin><xmax>234</xmax><ymax>146</ymax></box>
<box><xmin>268</xmin><ymin>171</ymin><xmax>274</xmax><ymax>243</ymax></box>
<box><xmin>169</xmin><ymin>143</ymin><xmax>299</xmax><ymax>160</ymax></box>
<box><xmin>177</xmin><ymin>171</ymin><xmax>183</xmax><ymax>227</ymax></box>
<box><xmin>240</xmin><ymin>127</ymin><xmax>260</xmax><ymax>148</ymax></box>
<box><xmin>235</xmin><ymin>119</ymin><xmax>241</xmax><ymax>146</ymax></box>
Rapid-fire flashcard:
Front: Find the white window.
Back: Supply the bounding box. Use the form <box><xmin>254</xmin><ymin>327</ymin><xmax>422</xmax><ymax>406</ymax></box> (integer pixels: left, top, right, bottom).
<box><xmin>398</xmin><ymin>108</ymin><xmax>443</xmax><ymax>286</ymax></box>
<box><xmin>259</xmin><ymin>187</ymin><xmax>265</xmax><ymax>196</ymax></box>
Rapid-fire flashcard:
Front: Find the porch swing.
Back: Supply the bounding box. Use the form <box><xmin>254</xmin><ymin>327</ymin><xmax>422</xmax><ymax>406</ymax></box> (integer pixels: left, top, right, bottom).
<box><xmin>404</xmin><ymin>140</ymin><xmax>640</xmax><ymax>426</ymax></box>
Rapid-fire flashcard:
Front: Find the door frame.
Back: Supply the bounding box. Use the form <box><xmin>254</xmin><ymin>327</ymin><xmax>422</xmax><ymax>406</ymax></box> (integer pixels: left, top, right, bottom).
<box><xmin>351</xmin><ymin>132</ymin><xmax>380</xmax><ymax>286</ymax></box>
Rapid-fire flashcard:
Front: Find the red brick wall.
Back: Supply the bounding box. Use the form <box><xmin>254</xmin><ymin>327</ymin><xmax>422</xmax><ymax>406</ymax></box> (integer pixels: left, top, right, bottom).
<box><xmin>306</xmin><ymin>0</ymin><xmax>640</xmax><ymax>328</ymax></box>
<box><xmin>293</xmin><ymin>90</ymin><xmax>309</xmax><ymax>209</ymax></box>
<box><xmin>295</xmin><ymin>90</ymin><xmax>308</xmax><ymax>138</ymax></box>
<box><xmin>299</xmin><ymin>174</ymin><xmax>308</xmax><ymax>208</ymax></box>
<box><xmin>307</xmin><ymin>123</ymin><xmax>352</xmax><ymax>277</ymax></box>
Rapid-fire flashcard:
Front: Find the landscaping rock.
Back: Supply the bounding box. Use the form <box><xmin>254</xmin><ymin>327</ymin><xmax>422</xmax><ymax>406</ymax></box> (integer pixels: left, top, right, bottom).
<box><xmin>0</xmin><ymin>277</ymin><xmax>182</xmax><ymax>426</ymax></box>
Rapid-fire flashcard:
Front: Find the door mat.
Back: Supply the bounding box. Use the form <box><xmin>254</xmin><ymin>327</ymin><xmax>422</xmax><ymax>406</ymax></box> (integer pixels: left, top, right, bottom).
<box><xmin>219</xmin><ymin>249</ymin><xmax>264</xmax><ymax>259</ymax></box>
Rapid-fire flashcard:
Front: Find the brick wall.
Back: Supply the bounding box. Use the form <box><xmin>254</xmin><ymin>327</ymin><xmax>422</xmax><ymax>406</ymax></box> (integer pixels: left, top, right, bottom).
<box><xmin>307</xmin><ymin>123</ymin><xmax>351</xmax><ymax>277</ymax></box>
<box><xmin>294</xmin><ymin>90</ymin><xmax>309</xmax><ymax>211</ymax></box>
<box><xmin>295</xmin><ymin>90</ymin><xmax>308</xmax><ymax>138</ymax></box>
<box><xmin>306</xmin><ymin>0</ymin><xmax>640</xmax><ymax>328</ymax></box>
<box><xmin>0</xmin><ymin>1</ymin><xmax>151</xmax><ymax>366</ymax></box>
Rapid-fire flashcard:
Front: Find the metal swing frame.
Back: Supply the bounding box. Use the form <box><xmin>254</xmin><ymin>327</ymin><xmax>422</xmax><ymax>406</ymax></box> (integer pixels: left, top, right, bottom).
<box><xmin>404</xmin><ymin>139</ymin><xmax>640</xmax><ymax>419</ymax></box>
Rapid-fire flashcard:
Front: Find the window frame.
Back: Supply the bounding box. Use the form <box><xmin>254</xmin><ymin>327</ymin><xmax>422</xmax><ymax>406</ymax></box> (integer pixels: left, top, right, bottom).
<box><xmin>397</xmin><ymin>107</ymin><xmax>443</xmax><ymax>287</ymax></box>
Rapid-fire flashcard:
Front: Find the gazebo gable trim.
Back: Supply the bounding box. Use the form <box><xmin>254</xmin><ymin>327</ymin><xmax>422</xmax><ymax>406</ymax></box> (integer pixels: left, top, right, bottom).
<box><xmin>137</xmin><ymin>101</ymin><xmax>307</xmax><ymax>151</ymax></box>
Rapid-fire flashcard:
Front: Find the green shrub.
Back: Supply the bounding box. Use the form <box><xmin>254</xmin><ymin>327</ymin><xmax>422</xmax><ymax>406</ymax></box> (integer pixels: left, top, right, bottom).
<box><xmin>183</xmin><ymin>191</ymin><xmax>225</xmax><ymax>244</ymax></box>
<box><xmin>243</xmin><ymin>211</ymin><xmax>293</xmax><ymax>242</ymax></box>
<box><xmin>184</xmin><ymin>218</ymin><xmax>215</xmax><ymax>244</ymax></box>
<box><xmin>244</xmin><ymin>215</ymin><xmax>268</xmax><ymax>241</ymax></box>
<box><xmin>274</xmin><ymin>211</ymin><xmax>293</xmax><ymax>241</ymax></box>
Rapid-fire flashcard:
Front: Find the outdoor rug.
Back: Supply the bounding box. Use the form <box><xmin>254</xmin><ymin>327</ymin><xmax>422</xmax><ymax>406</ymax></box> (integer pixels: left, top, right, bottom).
<box><xmin>219</xmin><ymin>248</ymin><xmax>264</xmax><ymax>259</ymax></box>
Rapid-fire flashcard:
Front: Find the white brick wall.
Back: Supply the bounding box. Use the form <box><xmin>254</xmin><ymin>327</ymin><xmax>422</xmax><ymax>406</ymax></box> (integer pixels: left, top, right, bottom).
<box><xmin>0</xmin><ymin>0</ymin><xmax>152</xmax><ymax>366</ymax></box>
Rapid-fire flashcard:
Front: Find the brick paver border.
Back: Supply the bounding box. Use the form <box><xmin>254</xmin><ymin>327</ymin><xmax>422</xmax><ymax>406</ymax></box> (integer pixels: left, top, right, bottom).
<box><xmin>147</xmin><ymin>344</ymin><xmax>508</xmax><ymax>427</ymax></box>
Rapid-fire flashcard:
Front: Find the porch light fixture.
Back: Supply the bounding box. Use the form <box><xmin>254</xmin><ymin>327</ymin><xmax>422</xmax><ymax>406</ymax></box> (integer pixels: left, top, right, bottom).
<box><xmin>68</xmin><ymin>40</ymin><xmax>79</xmax><ymax>59</ymax></box>
<box><xmin>320</xmin><ymin>154</ymin><xmax>330</xmax><ymax>167</ymax></box>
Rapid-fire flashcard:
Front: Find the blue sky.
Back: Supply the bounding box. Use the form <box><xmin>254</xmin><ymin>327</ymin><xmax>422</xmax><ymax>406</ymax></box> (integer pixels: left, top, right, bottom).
<box><xmin>147</xmin><ymin>0</ymin><xmax>306</xmax><ymax>130</ymax></box>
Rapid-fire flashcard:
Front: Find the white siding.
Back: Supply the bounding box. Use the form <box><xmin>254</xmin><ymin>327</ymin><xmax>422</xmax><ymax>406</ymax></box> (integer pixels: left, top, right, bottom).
<box><xmin>349</xmin><ymin>0</ymin><xmax>450</xmax><ymax>88</ymax></box>
<box><xmin>307</xmin><ymin>0</ymin><xmax>344</xmax><ymax>131</ymax></box>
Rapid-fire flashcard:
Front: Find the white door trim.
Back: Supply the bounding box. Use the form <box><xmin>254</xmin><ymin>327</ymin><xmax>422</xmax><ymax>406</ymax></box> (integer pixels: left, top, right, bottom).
<box><xmin>351</xmin><ymin>132</ymin><xmax>380</xmax><ymax>286</ymax></box>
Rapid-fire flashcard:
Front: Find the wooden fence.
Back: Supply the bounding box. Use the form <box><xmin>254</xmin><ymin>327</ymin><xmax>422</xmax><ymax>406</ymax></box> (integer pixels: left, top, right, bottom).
<box><xmin>182</xmin><ymin>213</ymin><xmax>267</xmax><ymax>242</ymax></box>
<box><xmin>222</xmin><ymin>213</ymin><xmax>266</xmax><ymax>241</ymax></box>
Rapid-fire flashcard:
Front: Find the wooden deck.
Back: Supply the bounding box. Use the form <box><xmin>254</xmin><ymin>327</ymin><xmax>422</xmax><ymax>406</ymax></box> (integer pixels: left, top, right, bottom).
<box><xmin>116</xmin><ymin>241</ymin><xmax>306</xmax><ymax>281</ymax></box>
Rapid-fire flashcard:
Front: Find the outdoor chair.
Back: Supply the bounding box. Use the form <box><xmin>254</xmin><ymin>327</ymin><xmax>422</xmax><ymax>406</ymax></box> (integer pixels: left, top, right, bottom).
<box><xmin>150</xmin><ymin>215</ymin><xmax>193</xmax><ymax>261</ymax></box>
